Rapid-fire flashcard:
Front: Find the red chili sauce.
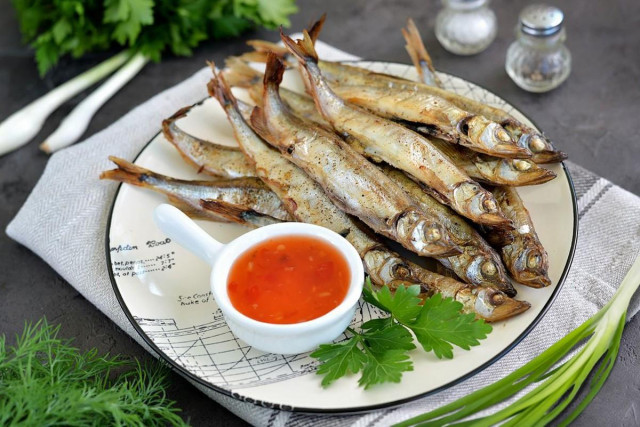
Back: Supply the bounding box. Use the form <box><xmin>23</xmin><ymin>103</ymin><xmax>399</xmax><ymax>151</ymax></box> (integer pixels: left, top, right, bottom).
<box><xmin>227</xmin><ymin>235</ymin><xmax>350</xmax><ymax>324</ymax></box>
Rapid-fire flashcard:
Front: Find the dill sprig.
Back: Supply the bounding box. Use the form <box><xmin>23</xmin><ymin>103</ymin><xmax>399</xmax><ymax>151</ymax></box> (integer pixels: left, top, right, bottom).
<box><xmin>0</xmin><ymin>319</ymin><xmax>187</xmax><ymax>426</ymax></box>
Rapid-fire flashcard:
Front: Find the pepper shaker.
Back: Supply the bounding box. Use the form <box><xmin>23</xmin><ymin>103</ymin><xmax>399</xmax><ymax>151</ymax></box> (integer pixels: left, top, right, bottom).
<box><xmin>506</xmin><ymin>4</ymin><xmax>572</xmax><ymax>92</ymax></box>
<box><xmin>435</xmin><ymin>0</ymin><xmax>497</xmax><ymax>55</ymax></box>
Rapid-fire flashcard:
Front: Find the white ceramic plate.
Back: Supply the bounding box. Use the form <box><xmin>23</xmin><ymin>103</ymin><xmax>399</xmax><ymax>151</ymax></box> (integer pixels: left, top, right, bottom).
<box><xmin>107</xmin><ymin>61</ymin><xmax>577</xmax><ymax>413</ymax></box>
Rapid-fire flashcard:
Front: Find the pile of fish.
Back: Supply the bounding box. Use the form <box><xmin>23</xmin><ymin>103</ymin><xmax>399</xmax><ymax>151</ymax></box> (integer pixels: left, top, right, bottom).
<box><xmin>101</xmin><ymin>17</ymin><xmax>567</xmax><ymax>322</ymax></box>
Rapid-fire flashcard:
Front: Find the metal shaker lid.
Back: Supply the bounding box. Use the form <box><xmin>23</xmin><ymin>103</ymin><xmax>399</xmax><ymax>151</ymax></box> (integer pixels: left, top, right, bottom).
<box><xmin>519</xmin><ymin>4</ymin><xmax>564</xmax><ymax>36</ymax></box>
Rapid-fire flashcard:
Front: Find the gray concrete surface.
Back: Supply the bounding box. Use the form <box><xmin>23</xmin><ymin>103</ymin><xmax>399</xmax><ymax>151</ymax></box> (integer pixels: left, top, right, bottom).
<box><xmin>1</xmin><ymin>0</ymin><xmax>639</xmax><ymax>425</ymax></box>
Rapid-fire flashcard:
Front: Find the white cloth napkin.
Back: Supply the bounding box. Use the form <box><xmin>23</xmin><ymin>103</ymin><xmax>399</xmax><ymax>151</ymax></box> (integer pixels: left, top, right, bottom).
<box><xmin>7</xmin><ymin>38</ymin><xmax>640</xmax><ymax>426</ymax></box>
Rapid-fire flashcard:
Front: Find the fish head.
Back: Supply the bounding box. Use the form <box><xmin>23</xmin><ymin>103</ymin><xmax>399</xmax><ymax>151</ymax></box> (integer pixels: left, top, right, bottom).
<box><xmin>517</xmin><ymin>133</ymin><xmax>567</xmax><ymax>164</ymax></box>
<box><xmin>478</xmin><ymin>158</ymin><xmax>557</xmax><ymax>186</ymax></box>
<box><xmin>466</xmin><ymin>120</ymin><xmax>532</xmax><ymax>158</ymax></box>
<box><xmin>470</xmin><ymin>287</ymin><xmax>531</xmax><ymax>322</ymax></box>
<box><xmin>363</xmin><ymin>249</ymin><xmax>415</xmax><ymax>286</ymax></box>
<box><xmin>453</xmin><ymin>182</ymin><xmax>513</xmax><ymax>227</ymax></box>
<box><xmin>464</xmin><ymin>255</ymin><xmax>507</xmax><ymax>286</ymax></box>
<box><xmin>396</xmin><ymin>210</ymin><xmax>462</xmax><ymax>257</ymax></box>
<box><xmin>507</xmin><ymin>240</ymin><xmax>551</xmax><ymax>288</ymax></box>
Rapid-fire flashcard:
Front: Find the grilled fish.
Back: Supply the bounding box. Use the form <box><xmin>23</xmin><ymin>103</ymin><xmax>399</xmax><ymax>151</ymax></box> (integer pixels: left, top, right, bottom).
<box><xmin>487</xmin><ymin>187</ymin><xmax>551</xmax><ymax>288</ymax></box>
<box><xmin>253</xmin><ymin>52</ymin><xmax>461</xmax><ymax>258</ymax></box>
<box><xmin>162</xmin><ymin>106</ymin><xmax>256</xmax><ymax>179</ymax></box>
<box><xmin>329</xmin><ymin>83</ymin><xmax>531</xmax><ymax>160</ymax></box>
<box><xmin>427</xmin><ymin>138</ymin><xmax>556</xmax><ymax>186</ymax></box>
<box><xmin>223</xmin><ymin>63</ymin><xmax>552</xmax><ymax>188</ymax></box>
<box><xmin>280</xmin><ymin>31</ymin><xmax>512</xmax><ymax>228</ymax></box>
<box><xmin>207</xmin><ymin>69</ymin><xmax>528</xmax><ymax>321</ymax></box>
<box><xmin>100</xmin><ymin>156</ymin><xmax>293</xmax><ymax>226</ymax></box>
<box><xmin>383</xmin><ymin>165</ymin><xmax>517</xmax><ymax>297</ymax></box>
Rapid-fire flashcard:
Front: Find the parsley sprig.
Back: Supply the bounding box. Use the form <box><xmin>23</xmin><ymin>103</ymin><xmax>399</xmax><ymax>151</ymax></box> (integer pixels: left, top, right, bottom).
<box><xmin>311</xmin><ymin>279</ymin><xmax>492</xmax><ymax>389</ymax></box>
<box><xmin>12</xmin><ymin>0</ymin><xmax>299</xmax><ymax>76</ymax></box>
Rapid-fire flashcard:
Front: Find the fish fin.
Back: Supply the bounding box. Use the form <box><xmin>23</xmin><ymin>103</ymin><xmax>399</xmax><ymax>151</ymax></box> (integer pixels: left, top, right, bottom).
<box><xmin>307</xmin><ymin>13</ymin><xmax>327</xmax><ymax>42</ymax></box>
<box><xmin>163</xmin><ymin>195</ymin><xmax>229</xmax><ymax>222</ymax></box>
<box><xmin>280</xmin><ymin>29</ymin><xmax>318</xmax><ymax>64</ymax></box>
<box><xmin>246</xmin><ymin>39</ymin><xmax>289</xmax><ymax>57</ymax></box>
<box><xmin>222</xmin><ymin>56</ymin><xmax>263</xmax><ymax>88</ymax></box>
<box><xmin>207</xmin><ymin>64</ymin><xmax>237</xmax><ymax>109</ymax></box>
<box><xmin>200</xmin><ymin>199</ymin><xmax>282</xmax><ymax>228</ymax></box>
<box><xmin>249</xmin><ymin>107</ymin><xmax>272</xmax><ymax>141</ymax></box>
<box><xmin>263</xmin><ymin>52</ymin><xmax>286</xmax><ymax>88</ymax></box>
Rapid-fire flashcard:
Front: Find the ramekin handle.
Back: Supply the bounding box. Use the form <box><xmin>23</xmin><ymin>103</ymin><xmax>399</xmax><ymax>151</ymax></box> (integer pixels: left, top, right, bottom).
<box><xmin>153</xmin><ymin>204</ymin><xmax>223</xmax><ymax>266</ymax></box>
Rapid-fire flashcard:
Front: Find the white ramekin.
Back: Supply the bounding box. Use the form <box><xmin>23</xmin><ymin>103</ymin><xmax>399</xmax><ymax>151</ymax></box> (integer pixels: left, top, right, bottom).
<box><xmin>153</xmin><ymin>204</ymin><xmax>364</xmax><ymax>354</ymax></box>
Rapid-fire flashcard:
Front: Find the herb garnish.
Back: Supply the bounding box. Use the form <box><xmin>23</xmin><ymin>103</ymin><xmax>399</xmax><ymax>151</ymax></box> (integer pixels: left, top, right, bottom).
<box><xmin>311</xmin><ymin>279</ymin><xmax>492</xmax><ymax>389</ymax></box>
<box><xmin>0</xmin><ymin>319</ymin><xmax>186</xmax><ymax>426</ymax></box>
<box><xmin>12</xmin><ymin>0</ymin><xmax>299</xmax><ymax>76</ymax></box>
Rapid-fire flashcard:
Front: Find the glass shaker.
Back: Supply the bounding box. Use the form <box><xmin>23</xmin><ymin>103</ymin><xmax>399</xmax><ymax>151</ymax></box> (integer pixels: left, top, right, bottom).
<box><xmin>435</xmin><ymin>0</ymin><xmax>497</xmax><ymax>55</ymax></box>
<box><xmin>506</xmin><ymin>5</ymin><xmax>571</xmax><ymax>92</ymax></box>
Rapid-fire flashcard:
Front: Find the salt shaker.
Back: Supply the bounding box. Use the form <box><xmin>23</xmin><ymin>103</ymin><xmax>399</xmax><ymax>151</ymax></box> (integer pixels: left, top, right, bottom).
<box><xmin>506</xmin><ymin>4</ymin><xmax>572</xmax><ymax>92</ymax></box>
<box><xmin>435</xmin><ymin>0</ymin><xmax>497</xmax><ymax>55</ymax></box>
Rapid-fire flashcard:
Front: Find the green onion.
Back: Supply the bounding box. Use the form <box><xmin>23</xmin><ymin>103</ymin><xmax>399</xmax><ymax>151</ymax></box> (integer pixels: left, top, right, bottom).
<box><xmin>395</xmin><ymin>254</ymin><xmax>640</xmax><ymax>426</ymax></box>
<box><xmin>0</xmin><ymin>52</ymin><xmax>129</xmax><ymax>156</ymax></box>
<box><xmin>41</xmin><ymin>52</ymin><xmax>149</xmax><ymax>153</ymax></box>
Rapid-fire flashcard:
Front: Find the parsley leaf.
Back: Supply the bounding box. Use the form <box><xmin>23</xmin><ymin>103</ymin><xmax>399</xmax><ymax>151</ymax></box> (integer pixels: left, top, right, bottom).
<box><xmin>311</xmin><ymin>334</ymin><xmax>367</xmax><ymax>387</ymax></box>
<box><xmin>359</xmin><ymin>349</ymin><xmax>413</xmax><ymax>389</ymax></box>
<box><xmin>312</xmin><ymin>279</ymin><xmax>492</xmax><ymax>389</ymax></box>
<box><xmin>104</xmin><ymin>0</ymin><xmax>154</xmax><ymax>45</ymax></box>
<box><xmin>367</xmin><ymin>283</ymin><xmax>423</xmax><ymax>323</ymax></box>
<box><xmin>362</xmin><ymin>323</ymin><xmax>415</xmax><ymax>353</ymax></box>
<box><xmin>409</xmin><ymin>294</ymin><xmax>493</xmax><ymax>359</ymax></box>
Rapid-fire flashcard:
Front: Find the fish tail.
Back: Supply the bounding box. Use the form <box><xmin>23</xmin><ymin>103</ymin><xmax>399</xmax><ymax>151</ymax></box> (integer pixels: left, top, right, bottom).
<box><xmin>402</xmin><ymin>19</ymin><xmax>442</xmax><ymax>87</ymax></box>
<box><xmin>207</xmin><ymin>63</ymin><xmax>237</xmax><ymax>109</ymax></box>
<box><xmin>402</xmin><ymin>19</ymin><xmax>428</xmax><ymax>71</ymax></box>
<box><xmin>100</xmin><ymin>156</ymin><xmax>160</xmax><ymax>188</ymax></box>
<box><xmin>307</xmin><ymin>13</ymin><xmax>327</xmax><ymax>42</ymax></box>
<box><xmin>280</xmin><ymin>29</ymin><xmax>319</xmax><ymax>64</ymax></box>
<box><xmin>263</xmin><ymin>52</ymin><xmax>286</xmax><ymax>89</ymax></box>
<box><xmin>221</xmin><ymin>57</ymin><xmax>262</xmax><ymax>88</ymax></box>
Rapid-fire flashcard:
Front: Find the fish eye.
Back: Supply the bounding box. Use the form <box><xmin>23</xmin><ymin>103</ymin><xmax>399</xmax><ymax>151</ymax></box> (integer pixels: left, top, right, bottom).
<box><xmin>393</xmin><ymin>263</ymin><xmax>411</xmax><ymax>279</ymax></box>
<box><xmin>424</xmin><ymin>227</ymin><xmax>441</xmax><ymax>242</ymax></box>
<box><xmin>530</xmin><ymin>136</ymin><xmax>546</xmax><ymax>152</ymax></box>
<box><xmin>481</xmin><ymin>261</ymin><xmax>497</xmax><ymax>277</ymax></box>
<box><xmin>496</xmin><ymin>128</ymin><xmax>511</xmax><ymax>142</ymax></box>
<box><xmin>482</xmin><ymin>199</ymin><xmax>497</xmax><ymax>212</ymax></box>
<box><xmin>527</xmin><ymin>254</ymin><xmax>541</xmax><ymax>268</ymax></box>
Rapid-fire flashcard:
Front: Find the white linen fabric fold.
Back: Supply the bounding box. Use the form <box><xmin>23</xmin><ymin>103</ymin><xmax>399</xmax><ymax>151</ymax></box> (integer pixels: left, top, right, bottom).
<box><xmin>7</xmin><ymin>38</ymin><xmax>640</xmax><ymax>426</ymax></box>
